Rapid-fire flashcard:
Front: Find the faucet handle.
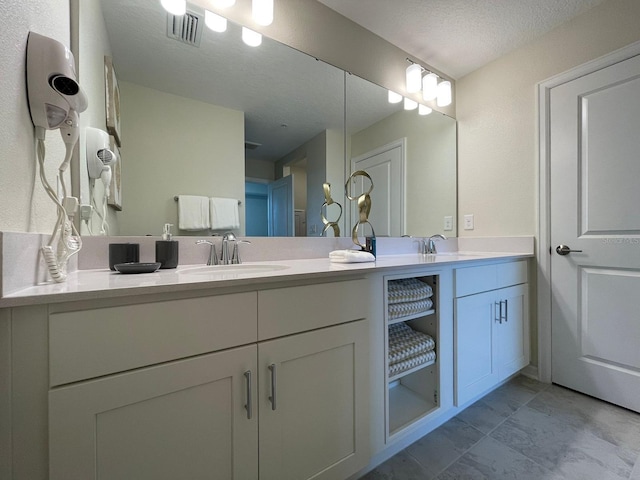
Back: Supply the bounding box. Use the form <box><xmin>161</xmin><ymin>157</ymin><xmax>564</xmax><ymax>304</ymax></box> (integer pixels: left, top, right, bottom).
<box><xmin>232</xmin><ymin>240</ymin><xmax>251</xmax><ymax>264</ymax></box>
<box><xmin>196</xmin><ymin>239</ymin><xmax>219</xmax><ymax>265</ymax></box>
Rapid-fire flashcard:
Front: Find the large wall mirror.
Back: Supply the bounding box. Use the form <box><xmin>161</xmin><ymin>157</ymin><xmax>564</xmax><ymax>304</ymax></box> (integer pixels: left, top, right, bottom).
<box><xmin>73</xmin><ymin>0</ymin><xmax>457</xmax><ymax>239</ymax></box>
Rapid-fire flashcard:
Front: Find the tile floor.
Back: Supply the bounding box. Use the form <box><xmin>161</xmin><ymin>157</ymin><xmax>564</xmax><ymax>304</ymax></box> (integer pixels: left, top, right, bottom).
<box><xmin>361</xmin><ymin>376</ymin><xmax>640</xmax><ymax>479</ymax></box>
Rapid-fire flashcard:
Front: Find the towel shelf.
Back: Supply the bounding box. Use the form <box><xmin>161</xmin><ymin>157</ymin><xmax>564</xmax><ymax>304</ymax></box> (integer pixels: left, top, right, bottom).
<box><xmin>174</xmin><ymin>196</ymin><xmax>241</xmax><ymax>205</ymax></box>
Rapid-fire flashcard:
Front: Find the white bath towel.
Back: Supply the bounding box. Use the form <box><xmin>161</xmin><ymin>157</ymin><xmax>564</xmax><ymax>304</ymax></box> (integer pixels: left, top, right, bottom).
<box><xmin>177</xmin><ymin>195</ymin><xmax>210</xmax><ymax>230</ymax></box>
<box><xmin>329</xmin><ymin>249</ymin><xmax>375</xmax><ymax>263</ymax></box>
<box><xmin>210</xmin><ymin>197</ymin><xmax>240</xmax><ymax>230</ymax></box>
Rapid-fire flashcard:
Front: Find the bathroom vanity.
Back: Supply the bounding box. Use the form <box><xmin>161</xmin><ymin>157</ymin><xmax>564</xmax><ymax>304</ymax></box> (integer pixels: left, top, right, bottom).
<box><xmin>0</xmin><ymin>248</ymin><xmax>531</xmax><ymax>480</ymax></box>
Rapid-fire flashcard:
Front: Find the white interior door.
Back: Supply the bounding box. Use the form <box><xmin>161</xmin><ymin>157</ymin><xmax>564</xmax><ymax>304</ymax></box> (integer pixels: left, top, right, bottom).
<box><xmin>268</xmin><ymin>175</ymin><xmax>294</xmax><ymax>236</ymax></box>
<box><xmin>550</xmin><ymin>53</ymin><xmax>640</xmax><ymax>412</ymax></box>
<box><xmin>350</xmin><ymin>140</ymin><xmax>405</xmax><ymax>237</ymax></box>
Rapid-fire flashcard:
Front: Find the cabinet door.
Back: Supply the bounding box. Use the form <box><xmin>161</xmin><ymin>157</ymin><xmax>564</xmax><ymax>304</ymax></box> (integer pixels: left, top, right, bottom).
<box><xmin>454</xmin><ymin>290</ymin><xmax>499</xmax><ymax>406</ymax></box>
<box><xmin>258</xmin><ymin>320</ymin><xmax>369</xmax><ymax>480</ymax></box>
<box><xmin>497</xmin><ymin>284</ymin><xmax>529</xmax><ymax>379</ymax></box>
<box><xmin>49</xmin><ymin>345</ymin><xmax>258</xmax><ymax>480</ymax></box>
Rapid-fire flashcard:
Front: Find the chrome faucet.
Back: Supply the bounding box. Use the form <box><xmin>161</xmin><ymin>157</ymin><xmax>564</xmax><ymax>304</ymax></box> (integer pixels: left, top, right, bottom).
<box><xmin>220</xmin><ymin>233</ymin><xmax>251</xmax><ymax>264</ymax></box>
<box><xmin>424</xmin><ymin>234</ymin><xmax>447</xmax><ymax>254</ymax></box>
<box><xmin>221</xmin><ymin>232</ymin><xmax>237</xmax><ymax>265</ymax></box>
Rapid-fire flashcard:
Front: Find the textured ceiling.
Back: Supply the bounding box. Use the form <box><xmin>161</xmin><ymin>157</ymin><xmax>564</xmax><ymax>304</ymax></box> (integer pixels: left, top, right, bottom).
<box><xmin>317</xmin><ymin>0</ymin><xmax>608</xmax><ymax>79</ymax></box>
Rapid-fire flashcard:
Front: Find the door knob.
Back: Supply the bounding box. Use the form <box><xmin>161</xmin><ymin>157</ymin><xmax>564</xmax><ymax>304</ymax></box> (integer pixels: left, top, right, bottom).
<box><xmin>556</xmin><ymin>245</ymin><xmax>583</xmax><ymax>256</ymax></box>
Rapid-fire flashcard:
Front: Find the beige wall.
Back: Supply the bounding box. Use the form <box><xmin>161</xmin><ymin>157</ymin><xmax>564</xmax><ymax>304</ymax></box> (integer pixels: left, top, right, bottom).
<box><xmin>456</xmin><ymin>0</ymin><xmax>640</xmax><ymax>237</ymax></box>
<box><xmin>117</xmin><ymin>82</ymin><xmax>245</xmax><ymax>236</ymax></box>
<box><xmin>0</xmin><ymin>0</ymin><xmax>70</xmax><ymax>233</ymax></box>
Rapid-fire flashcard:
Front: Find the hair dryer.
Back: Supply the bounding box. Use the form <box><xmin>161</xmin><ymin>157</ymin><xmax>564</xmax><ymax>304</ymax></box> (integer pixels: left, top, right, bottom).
<box><xmin>26</xmin><ymin>32</ymin><xmax>88</xmax><ymax>282</ymax></box>
<box><xmin>26</xmin><ymin>32</ymin><xmax>87</xmax><ymax>139</ymax></box>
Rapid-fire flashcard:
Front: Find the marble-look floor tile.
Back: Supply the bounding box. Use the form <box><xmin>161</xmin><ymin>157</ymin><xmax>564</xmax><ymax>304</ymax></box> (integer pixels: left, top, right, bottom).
<box><xmin>490</xmin><ymin>405</ymin><xmax>636</xmax><ymax>479</ymax></box>
<box><xmin>630</xmin><ymin>456</ymin><xmax>640</xmax><ymax>480</ymax></box>
<box><xmin>437</xmin><ymin>436</ymin><xmax>564</xmax><ymax>480</ymax></box>
<box><xmin>360</xmin><ymin>451</ymin><xmax>431</xmax><ymax>480</ymax></box>
<box><xmin>406</xmin><ymin>417</ymin><xmax>485</xmax><ymax>477</ymax></box>
<box><xmin>527</xmin><ymin>384</ymin><xmax>640</xmax><ymax>453</ymax></box>
<box><xmin>490</xmin><ymin>376</ymin><xmax>547</xmax><ymax>407</ymax></box>
<box><xmin>457</xmin><ymin>387</ymin><xmax>528</xmax><ymax>434</ymax></box>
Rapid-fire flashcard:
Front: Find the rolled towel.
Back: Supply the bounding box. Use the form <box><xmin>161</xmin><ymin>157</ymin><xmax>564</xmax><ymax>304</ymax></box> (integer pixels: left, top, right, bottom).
<box><xmin>329</xmin><ymin>249</ymin><xmax>375</xmax><ymax>263</ymax></box>
<box><xmin>177</xmin><ymin>195</ymin><xmax>210</xmax><ymax>230</ymax></box>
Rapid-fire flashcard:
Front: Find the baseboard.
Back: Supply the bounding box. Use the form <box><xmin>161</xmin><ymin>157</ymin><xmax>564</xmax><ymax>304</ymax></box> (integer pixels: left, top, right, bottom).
<box><xmin>521</xmin><ymin>364</ymin><xmax>539</xmax><ymax>381</ymax></box>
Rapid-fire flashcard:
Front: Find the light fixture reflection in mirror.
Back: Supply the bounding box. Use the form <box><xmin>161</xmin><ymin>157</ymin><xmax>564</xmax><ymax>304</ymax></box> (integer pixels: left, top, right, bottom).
<box><xmin>74</xmin><ymin>0</ymin><xmax>456</xmax><ymax>238</ymax></box>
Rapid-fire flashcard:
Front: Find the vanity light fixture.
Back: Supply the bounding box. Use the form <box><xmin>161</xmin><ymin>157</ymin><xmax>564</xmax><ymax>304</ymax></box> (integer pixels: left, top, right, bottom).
<box><xmin>422</xmin><ymin>72</ymin><xmax>438</xmax><ymax>101</ymax></box>
<box><xmin>405</xmin><ymin>62</ymin><xmax>422</xmax><ymax>93</ymax></box>
<box><xmin>205</xmin><ymin>10</ymin><xmax>227</xmax><ymax>32</ymax></box>
<box><xmin>436</xmin><ymin>80</ymin><xmax>452</xmax><ymax>107</ymax></box>
<box><xmin>404</xmin><ymin>98</ymin><xmax>418</xmax><ymax>111</ymax></box>
<box><xmin>388</xmin><ymin>90</ymin><xmax>402</xmax><ymax>104</ymax></box>
<box><xmin>211</xmin><ymin>0</ymin><xmax>236</xmax><ymax>7</ymax></box>
<box><xmin>252</xmin><ymin>0</ymin><xmax>274</xmax><ymax>26</ymax></box>
<box><xmin>242</xmin><ymin>27</ymin><xmax>262</xmax><ymax>47</ymax></box>
<box><xmin>160</xmin><ymin>0</ymin><xmax>186</xmax><ymax>16</ymax></box>
<box><xmin>419</xmin><ymin>104</ymin><xmax>433</xmax><ymax>115</ymax></box>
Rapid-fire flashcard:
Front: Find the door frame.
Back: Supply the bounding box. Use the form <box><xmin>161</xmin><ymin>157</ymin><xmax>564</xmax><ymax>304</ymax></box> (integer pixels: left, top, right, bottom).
<box><xmin>536</xmin><ymin>40</ymin><xmax>640</xmax><ymax>383</ymax></box>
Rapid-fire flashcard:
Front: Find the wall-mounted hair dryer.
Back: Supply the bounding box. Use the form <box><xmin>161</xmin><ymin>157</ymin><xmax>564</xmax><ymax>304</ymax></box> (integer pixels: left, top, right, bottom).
<box><xmin>86</xmin><ymin>127</ymin><xmax>118</xmax><ymax>181</ymax></box>
<box><xmin>26</xmin><ymin>32</ymin><xmax>87</xmax><ymax>140</ymax></box>
<box><xmin>86</xmin><ymin>127</ymin><xmax>118</xmax><ymax>235</ymax></box>
<box><xmin>26</xmin><ymin>32</ymin><xmax>88</xmax><ymax>282</ymax></box>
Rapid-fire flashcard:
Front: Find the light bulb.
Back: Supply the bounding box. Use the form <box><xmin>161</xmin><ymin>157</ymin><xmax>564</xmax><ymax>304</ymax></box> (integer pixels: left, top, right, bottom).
<box><xmin>160</xmin><ymin>0</ymin><xmax>186</xmax><ymax>16</ymax></box>
<box><xmin>422</xmin><ymin>73</ymin><xmax>438</xmax><ymax>101</ymax></box>
<box><xmin>242</xmin><ymin>27</ymin><xmax>262</xmax><ymax>47</ymax></box>
<box><xmin>252</xmin><ymin>0</ymin><xmax>274</xmax><ymax>26</ymax></box>
<box><xmin>419</xmin><ymin>104</ymin><xmax>433</xmax><ymax>115</ymax></box>
<box><xmin>212</xmin><ymin>0</ymin><xmax>236</xmax><ymax>7</ymax></box>
<box><xmin>436</xmin><ymin>80</ymin><xmax>452</xmax><ymax>107</ymax></box>
<box><xmin>205</xmin><ymin>10</ymin><xmax>227</xmax><ymax>32</ymax></box>
<box><xmin>404</xmin><ymin>98</ymin><xmax>418</xmax><ymax>110</ymax></box>
<box><xmin>406</xmin><ymin>63</ymin><xmax>422</xmax><ymax>93</ymax></box>
<box><xmin>388</xmin><ymin>90</ymin><xmax>402</xmax><ymax>104</ymax></box>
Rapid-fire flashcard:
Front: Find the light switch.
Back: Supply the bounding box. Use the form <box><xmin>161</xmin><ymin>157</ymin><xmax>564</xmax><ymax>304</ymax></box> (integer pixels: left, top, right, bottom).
<box><xmin>464</xmin><ymin>214</ymin><xmax>474</xmax><ymax>230</ymax></box>
<box><xmin>444</xmin><ymin>216</ymin><xmax>453</xmax><ymax>231</ymax></box>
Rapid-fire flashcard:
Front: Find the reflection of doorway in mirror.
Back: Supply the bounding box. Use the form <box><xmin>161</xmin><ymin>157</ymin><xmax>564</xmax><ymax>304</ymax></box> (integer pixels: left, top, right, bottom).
<box><xmin>350</xmin><ymin>139</ymin><xmax>406</xmax><ymax>237</ymax></box>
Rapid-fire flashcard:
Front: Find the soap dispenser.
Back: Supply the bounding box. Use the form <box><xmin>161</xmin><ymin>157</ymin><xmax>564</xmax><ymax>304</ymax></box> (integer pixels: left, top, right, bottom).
<box><xmin>156</xmin><ymin>223</ymin><xmax>179</xmax><ymax>269</ymax></box>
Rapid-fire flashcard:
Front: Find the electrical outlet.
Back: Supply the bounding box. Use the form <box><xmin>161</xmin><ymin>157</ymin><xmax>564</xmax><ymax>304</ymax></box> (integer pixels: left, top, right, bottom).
<box><xmin>464</xmin><ymin>214</ymin><xmax>474</xmax><ymax>230</ymax></box>
<box><xmin>444</xmin><ymin>216</ymin><xmax>453</xmax><ymax>231</ymax></box>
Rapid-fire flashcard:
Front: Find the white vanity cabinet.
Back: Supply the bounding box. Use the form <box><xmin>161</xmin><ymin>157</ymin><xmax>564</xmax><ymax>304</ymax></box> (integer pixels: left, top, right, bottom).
<box><xmin>45</xmin><ymin>278</ymin><xmax>369</xmax><ymax>480</ymax></box>
<box><xmin>454</xmin><ymin>261</ymin><xmax>529</xmax><ymax>406</ymax></box>
<box><xmin>50</xmin><ymin>344</ymin><xmax>259</xmax><ymax>480</ymax></box>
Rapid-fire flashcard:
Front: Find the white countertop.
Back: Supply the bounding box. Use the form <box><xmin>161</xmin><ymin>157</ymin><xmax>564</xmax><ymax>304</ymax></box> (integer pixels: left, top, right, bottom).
<box><xmin>0</xmin><ymin>252</ymin><xmax>532</xmax><ymax>308</ymax></box>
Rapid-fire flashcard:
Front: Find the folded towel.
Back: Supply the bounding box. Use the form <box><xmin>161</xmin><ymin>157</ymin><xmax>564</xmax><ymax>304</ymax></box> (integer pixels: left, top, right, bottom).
<box><xmin>210</xmin><ymin>197</ymin><xmax>240</xmax><ymax>230</ymax></box>
<box><xmin>329</xmin><ymin>250</ymin><xmax>375</xmax><ymax>263</ymax></box>
<box><xmin>177</xmin><ymin>195</ymin><xmax>210</xmax><ymax>230</ymax></box>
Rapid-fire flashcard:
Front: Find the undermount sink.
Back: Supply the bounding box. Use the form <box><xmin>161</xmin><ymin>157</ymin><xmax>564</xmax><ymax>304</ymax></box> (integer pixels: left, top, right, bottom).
<box><xmin>178</xmin><ymin>264</ymin><xmax>290</xmax><ymax>276</ymax></box>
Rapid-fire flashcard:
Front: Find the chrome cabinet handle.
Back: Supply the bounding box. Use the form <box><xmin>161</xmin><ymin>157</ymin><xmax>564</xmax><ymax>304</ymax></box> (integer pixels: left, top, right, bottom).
<box><xmin>244</xmin><ymin>370</ymin><xmax>252</xmax><ymax>420</ymax></box>
<box><xmin>495</xmin><ymin>301</ymin><xmax>501</xmax><ymax>323</ymax></box>
<box><xmin>501</xmin><ymin>299</ymin><xmax>508</xmax><ymax>322</ymax></box>
<box><xmin>556</xmin><ymin>245</ymin><xmax>583</xmax><ymax>256</ymax></box>
<box><xmin>268</xmin><ymin>364</ymin><xmax>277</xmax><ymax>410</ymax></box>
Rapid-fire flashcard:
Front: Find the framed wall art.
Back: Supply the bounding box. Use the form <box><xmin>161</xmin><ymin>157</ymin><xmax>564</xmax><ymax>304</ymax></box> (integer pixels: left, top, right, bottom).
<box><xmin>104</xmin><ymin>56</ymin><xmax>122</xmax><ymax>146</ymax></box>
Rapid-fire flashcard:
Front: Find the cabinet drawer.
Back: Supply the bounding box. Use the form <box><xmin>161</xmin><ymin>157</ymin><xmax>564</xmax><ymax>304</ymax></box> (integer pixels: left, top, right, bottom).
<box><xmin>258</xmin><ymin>279</ymin><xmax>366</xmax><ymax>340</ymax></box>
<box><xmin>455</xmin><ymin>260</ymin><xmax>527</xmax><ymax>297</ymax></box>
<box><xmin>50</xmin><ymin>292</ymin><xmax>257</xmax><ymax>386</ymax></box>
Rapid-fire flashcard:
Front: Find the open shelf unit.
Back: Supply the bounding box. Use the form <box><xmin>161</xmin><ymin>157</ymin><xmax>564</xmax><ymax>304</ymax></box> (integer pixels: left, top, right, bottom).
<box><xmin>384</xmin><ymin>273</ymin><xmax>440</xmax><ymax>440</ymax></box>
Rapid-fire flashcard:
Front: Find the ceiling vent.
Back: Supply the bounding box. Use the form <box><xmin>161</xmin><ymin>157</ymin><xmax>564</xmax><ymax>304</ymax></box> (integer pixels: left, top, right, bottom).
<box><xmin>167</xmin><ymin>10</ymin><xmax>203</xmax><ymax>47</ymax></box>
<box><xmin>245</xmin><ymin>141</ymin><xmax>262</xmax><ymax>150</ymax></box>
